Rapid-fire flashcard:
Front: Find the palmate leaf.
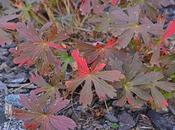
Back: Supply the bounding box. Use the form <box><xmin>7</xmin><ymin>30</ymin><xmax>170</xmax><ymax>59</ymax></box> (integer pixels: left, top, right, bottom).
<box><xmin>10</xmin><ymin>22</ymin><xmax>64</xmax><ymax>75</ymax></box>
<box><xmin>135</xmin><ymin>72</ymin><xmax>175</xmax><ymax>110</ymax></box>
<box><xmin>112</xmin><ymin>53</ymin><xmax>175</xmax><ymax>110</ymax></box>
<box><xmin>115</xmin><ymin>53</ymin><xmax>152</xmax><ymax>108</ymax></box>
<box><xmin>129</xmin><ymin>0</ymin><xmax>171</xmax><ymax>21</ymax></box>
<box><xmin>13</xmin><ymin>94</ymin><xmax>76</xmax><ymax>130</ymax></box>
<box><xmin>110</xmin><ymin>5</ymin><xmax>164</xmax><ymax>48</ymax></box>
<box><xmin>66</xmin><ymin>50</ymin><xmax>124</xmax><ymax>107</ymax></box>
<box><xmin>76</xmin><ymin>37</ymin><xmax>118</xmax><ymax>65</ymax></box>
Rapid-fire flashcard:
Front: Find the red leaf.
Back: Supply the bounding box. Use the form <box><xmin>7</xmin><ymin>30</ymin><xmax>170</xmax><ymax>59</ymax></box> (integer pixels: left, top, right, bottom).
<box><xmin>161</xmin><ymin>19</ymin><xmax>175</xmax><ymax>42</ymax></box>
<box><xmin>162</xmin><ymin>99</ymin><xmax>168</xmax><ymax>108</ymax></box>
<box><xmin>24</xmin><ymin>122</ymin><xmax>38</xmax><ymax>130</ymax></box>
<box><xmin>111</xmin><ymin>0</ymin><xmax>118</xmax><ymax>6</ymax></box>
<box><xmin>2</xmin><ymin>23</ymin><xmax>16</xmax><ymax>30</ymax></box>
<box><xmin>127</xmin><ymin>98</ymin><xmax>133</xmax><ymax>105</ymax></box>
<box><xmin>71</xmin><ymin>49</ymin><xmax>89</xmax><ymax>77</ymax></box>
<box><xmin>105</xmin><ymin>37</ymin><xmax>117</xmax><ymax>48</ymax></box>
<box><xmin>92</xmin><ymin>63</ymin><xmax>106</xmax><ymax>73</ymax></box>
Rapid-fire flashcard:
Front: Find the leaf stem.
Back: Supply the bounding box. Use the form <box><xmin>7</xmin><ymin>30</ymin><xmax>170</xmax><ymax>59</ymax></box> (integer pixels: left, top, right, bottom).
<box><xmin>104</xmin><ymin>100</ymin><xmax>109</xmax><ymax>113</ymax></box>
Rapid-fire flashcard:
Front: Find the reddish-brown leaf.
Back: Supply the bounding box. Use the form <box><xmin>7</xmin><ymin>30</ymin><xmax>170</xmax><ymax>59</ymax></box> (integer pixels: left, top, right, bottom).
<box><xmin>76</xmin><ymin>37</ymin><xmax>118</xmax><ymax>65</ymax></box>
<box><xmin>10</xmin><ymin>22</ymin><xmax>63</xmax><ymax>75</ymax></box>
<box><xmin>109</xmin><ymin>6</ymin><xmax>164</xmax><ymax>48</ymax></box>
<box><xmin>13</xmin><ymin>94</ymin><xmax>76</xmax><ymax>130</ymax></box>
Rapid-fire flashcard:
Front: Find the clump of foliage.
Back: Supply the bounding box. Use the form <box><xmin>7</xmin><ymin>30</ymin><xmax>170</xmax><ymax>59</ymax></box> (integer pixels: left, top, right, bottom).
<box><xmin>1</xmin><ymin>0</ymin><xmax>175</xmax><ymax>129</ymax></box>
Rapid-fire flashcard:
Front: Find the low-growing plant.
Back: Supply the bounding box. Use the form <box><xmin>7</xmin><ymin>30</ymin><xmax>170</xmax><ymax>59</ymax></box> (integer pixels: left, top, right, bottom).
<box><xmin>0</xmin><ymin>0</ymin><xmax>175</xmax><ymax>129</ymax></box>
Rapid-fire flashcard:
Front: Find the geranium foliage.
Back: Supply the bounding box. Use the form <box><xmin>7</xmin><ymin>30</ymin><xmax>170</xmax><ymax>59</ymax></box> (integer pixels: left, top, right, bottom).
<box><xmin>66</xmin><ymin>49</ymin><xmax>124</xmax><ymax>107</ymax></box>
<box><xmin>110</xmin><ymin>53</ymin><xmax>175</xmax><ymax>110</ymax></box>
<box><xmin>13</xmin><ymin>94</ymin><xmax>76</xmax><ymax>130</ymax></box>
<box><xmin>10</xmin><ymin>22</ymin><xmax>64</xmax><ymax>75</ymax></box>
<box><xmin>1</xmin><ymin>0</ymin><xmax>175</xmax><ymax>129</ymax></box>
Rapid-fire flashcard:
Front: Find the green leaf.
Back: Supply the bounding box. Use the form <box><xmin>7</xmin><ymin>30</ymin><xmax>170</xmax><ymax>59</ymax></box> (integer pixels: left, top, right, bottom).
<box><xmin>162</xmin><ymin>91</ymin><xmax>173</xmax><ymax>99</ymax></box>
<box><xmin>59</xmin><ymin>52</ymin><xmax>74</xmax><ymax>72</ymax></box>
<box><xmin>111</xmin><ymin>123</ymin><xmax>119</xmax><ymax>129</ymax></box>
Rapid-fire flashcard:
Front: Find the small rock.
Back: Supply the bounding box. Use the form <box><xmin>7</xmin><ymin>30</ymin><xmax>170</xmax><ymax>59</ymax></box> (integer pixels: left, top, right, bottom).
<box><xmin>169</xmin><ymin>99</ymin><xmax>175</xmax><ymax>115</ymax></box>
<box><xmin>0</xmin><ymin>81</ymin><xmax>7</xmax><ymax>90</ymax></box>
<box><xmin>5</xmin><ymin>94</ymin><xmax>22</xmax><ymax>107</ymax></box>
<box><xmin>2</xmin><ymin>119</ymin><xmax>24</xmax><ymax>130</ymax></box>
<box><xmin>7</xmin><ymin>73</ymin><xmax>27</xmax><ymax>84</ymax></box>
<box><xmin>5</xmin><ymin>56</ymin><xmax>15</xmax><ymax>68</ymax></box>
<box><xmin>104</xmin><ymin>112</ymin><xmax>118</xmax><ymax>123</ymax></box>
<box><xmin>0</xmin><ymin>107</ymin><xmax>7</xmax><ymax>125</ymax></box>
<box><xmin>118</xmin><ymin>112</ymin><xmax>135</xmax><ymax>130</ymax></box>
<box><xmin>148</xmin><ymin>110</ymin><xmax>175</xmax><ymax>130</ymax></box>
<box><xmin>0</xmin><ymin>63</ymin><xmax>10</xmax><ymax>72</ymax></box>
<box><xmin>0</xmin><ymin>48</ymin><xmax>8</xmax><ymax>56</ymax></box>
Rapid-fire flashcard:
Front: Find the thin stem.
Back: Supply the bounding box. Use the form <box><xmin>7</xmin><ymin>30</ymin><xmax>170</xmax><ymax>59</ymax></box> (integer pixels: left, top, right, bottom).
<box><xmin>104</xmin><ymin>100</ymin><xmax>109</xmax><ymax>113</ymax></box>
